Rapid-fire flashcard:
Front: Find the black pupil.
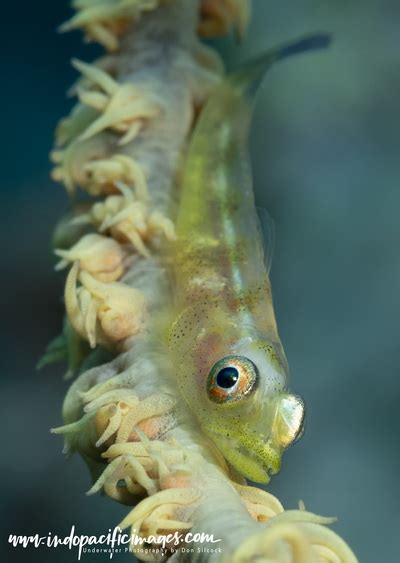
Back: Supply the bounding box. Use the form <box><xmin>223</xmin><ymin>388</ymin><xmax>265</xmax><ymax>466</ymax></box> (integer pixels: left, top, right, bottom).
<box><xmin>216</xmin><ymin>366</ymin><xmax>239</xmax><ymax>389</ymax></box>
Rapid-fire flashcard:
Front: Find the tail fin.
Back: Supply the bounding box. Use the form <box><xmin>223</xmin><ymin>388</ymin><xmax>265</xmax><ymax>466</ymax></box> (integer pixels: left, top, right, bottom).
<box><xmin>230</xmin><ymin>33</ymin><xmax>332</xmax><ymax>98</ymax></box>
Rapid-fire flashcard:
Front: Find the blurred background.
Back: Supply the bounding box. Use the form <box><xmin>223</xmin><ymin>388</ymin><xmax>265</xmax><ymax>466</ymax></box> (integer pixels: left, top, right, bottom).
<box><xmin>2</xmin><ymin>0</ymin><xmax>399</xmax><ymax>561</ymax></box>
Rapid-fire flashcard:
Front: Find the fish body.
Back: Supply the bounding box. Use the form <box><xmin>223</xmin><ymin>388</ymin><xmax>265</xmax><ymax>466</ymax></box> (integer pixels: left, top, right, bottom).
<box><xmin>167</xmin><ymin>36</ymin><xmax>330</xmax><ymax>483</ymax></box>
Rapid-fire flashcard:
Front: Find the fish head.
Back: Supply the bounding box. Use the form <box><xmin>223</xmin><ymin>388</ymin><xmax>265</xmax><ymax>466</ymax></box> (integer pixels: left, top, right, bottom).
<box><xmin>199</xmin><ymin>337</ymin><xmax>305</xmax><ymax>483</ymax></box>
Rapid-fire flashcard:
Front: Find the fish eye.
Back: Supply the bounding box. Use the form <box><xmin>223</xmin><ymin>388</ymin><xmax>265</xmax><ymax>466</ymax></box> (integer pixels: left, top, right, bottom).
<box><xmin>207</xmin><ymin>355</ymin><xmax>259</xmax><ymax>404</ymax></box>
<box><xmin>216</xmin><ymin>366</ymin><xmax>239</xmax><ymax>389</ymax></box>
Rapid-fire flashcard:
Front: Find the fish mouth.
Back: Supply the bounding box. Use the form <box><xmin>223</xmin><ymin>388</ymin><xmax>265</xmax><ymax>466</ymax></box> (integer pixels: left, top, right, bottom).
<box><xmin>204</xmin><ymin>426</ymin><xmax>282</xmax><ymax>484</ymax></box>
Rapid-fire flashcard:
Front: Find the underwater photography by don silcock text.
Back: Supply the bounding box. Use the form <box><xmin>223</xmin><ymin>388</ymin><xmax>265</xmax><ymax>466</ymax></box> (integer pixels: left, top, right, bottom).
<box><xmin>2</xmin><ymin>1</ymin><xmax>400</xmax><ymax>562</ymax></box>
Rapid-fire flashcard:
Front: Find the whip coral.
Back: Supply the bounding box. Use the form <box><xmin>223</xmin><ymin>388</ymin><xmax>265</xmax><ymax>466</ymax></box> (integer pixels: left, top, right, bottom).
<box><xmin>45</xmin><ymin>0</ymin><xmax>358</xmax><ymax>561</ymax></box>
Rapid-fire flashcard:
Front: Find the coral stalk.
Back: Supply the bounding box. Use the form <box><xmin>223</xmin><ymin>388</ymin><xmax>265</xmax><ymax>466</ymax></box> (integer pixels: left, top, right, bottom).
<box><xmin>47</xmin><ymin>1</ymin><xmax>358</xmax><ymax>561</ymax></box>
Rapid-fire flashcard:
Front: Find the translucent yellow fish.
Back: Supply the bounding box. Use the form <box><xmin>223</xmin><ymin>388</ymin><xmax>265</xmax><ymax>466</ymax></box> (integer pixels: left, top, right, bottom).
<box><xmin>167</xmin><ymin>35</ymin><xmax>331</xmax><ymax>483</ymax></box>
